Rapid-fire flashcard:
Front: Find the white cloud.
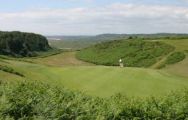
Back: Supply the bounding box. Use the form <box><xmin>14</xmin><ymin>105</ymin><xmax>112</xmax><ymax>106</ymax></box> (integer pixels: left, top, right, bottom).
<box><xmin>181</xmin><ymin>0</ymin><xmax>188</xmax><ymax>2</ymax></box>
<box><xmin>0</xmin><ymin>3</ymin><xmax>188</xmax><ymax>35</ymax></box>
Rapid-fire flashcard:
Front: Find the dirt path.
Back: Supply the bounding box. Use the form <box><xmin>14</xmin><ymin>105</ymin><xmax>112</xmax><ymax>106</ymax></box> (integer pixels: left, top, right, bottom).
<box><xmin>34</xmin><ymin>52</ymin><xmax>94</xmax><ymax>67</ymax></box>
<box><xmin>164</xmin><ymin>55</ymin><xmax>188</xmax><ymax>78</ymax></box>
<box><xmin>150</xmin><ymin>52</ymin><xmax>173</xmax><ymax>69</ymax></box>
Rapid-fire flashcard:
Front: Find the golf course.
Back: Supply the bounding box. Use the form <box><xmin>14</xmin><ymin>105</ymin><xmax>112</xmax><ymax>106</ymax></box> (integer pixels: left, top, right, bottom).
<box><xmin>1</xmin><ymin>38</ymin><xmax>188</xmax><ymax>97</ymax></box>
<box><xmin>0</xmin><ymin>32</ymin><xmax>188</xmax><ymax>119</ymax></box>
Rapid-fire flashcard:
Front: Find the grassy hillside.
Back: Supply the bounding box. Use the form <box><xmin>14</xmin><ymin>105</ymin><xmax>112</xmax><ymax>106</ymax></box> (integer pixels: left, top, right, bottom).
<box><xmin>77</xmin><ymin>40</ymin><xmax>175</xmax><ymax>67</ymax></box>
<box><xmin>0</xmin><ymin>58</ymin><xmax>187</xmax><ymax>98</ymax></box>
<box><xmin>0</xmin><ymin>39</ymin><xmax>187</xmax><ymax>98</ymax></box>
<box><xmin>162</xmin><ymin>39</ymin><xmax>188</xmax><ymax>77</ymax></box>
<box><xmin>0</xmin><ymin>37</ymin><xmax>188</xmax><ymax>119</ymax></box>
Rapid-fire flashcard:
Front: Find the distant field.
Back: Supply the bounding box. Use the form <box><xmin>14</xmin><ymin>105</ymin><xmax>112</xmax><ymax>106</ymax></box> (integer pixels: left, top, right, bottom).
<box><xmin>48</xmin><ymin>34</ymin><xmax>188</xmax><ymax>50</ymax></box>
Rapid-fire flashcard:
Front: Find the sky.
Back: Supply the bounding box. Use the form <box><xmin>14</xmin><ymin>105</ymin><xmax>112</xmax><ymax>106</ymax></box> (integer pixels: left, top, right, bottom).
<box><xmin>0</xmin><ymin>0</ymin><xmax>188</xmax><ymax>35</ymax></box>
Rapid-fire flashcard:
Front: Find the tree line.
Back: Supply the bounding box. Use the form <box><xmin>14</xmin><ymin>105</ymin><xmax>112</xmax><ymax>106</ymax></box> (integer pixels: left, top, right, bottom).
<box><xmin>0</xmin><ymin>31</ymin><xmax>51</xmax><ymax>57</ymax></box>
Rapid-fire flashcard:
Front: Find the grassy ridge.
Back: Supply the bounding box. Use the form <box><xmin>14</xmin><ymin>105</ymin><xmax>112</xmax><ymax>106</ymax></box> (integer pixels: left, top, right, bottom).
<box><xmin>77</xmin><ymin>40</ymin><xmax>174</xmax><ymax>67</ymax></box>
<box><xmin>1</xmin><ymin>81</ymin><xmax>188</xmax><ymax>119</ymax></box>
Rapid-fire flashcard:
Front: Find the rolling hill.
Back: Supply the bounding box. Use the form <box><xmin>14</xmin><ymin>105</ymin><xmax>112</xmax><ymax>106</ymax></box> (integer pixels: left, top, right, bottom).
<box><xmin>76</xmin><ymin>40</ymin><xmax>177</xmax><ymax>67</ymax></box>
<box><xmin>0</xmin><ymin>56</ymin><xmax>187</xmax><ymax>98</ymax></box>
<box><xmin>48</xmin><ymin>33</ymin><xmax>188</xmax><ymax>50</ymax></box>
<box><xmin>0</xmin><ymin>36</ymin><xmax>188</xmax><ymax>119</ymax></box>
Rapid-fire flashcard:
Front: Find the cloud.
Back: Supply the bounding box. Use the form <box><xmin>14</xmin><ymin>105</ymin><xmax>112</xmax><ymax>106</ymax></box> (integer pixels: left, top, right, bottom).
<box><xmin>0</xmin><ymin>3</ymin><xmax>188</xmax><ymax>35</ymax></box>
<box><xmin>181</xmin><ymin>0</ymin><xmax>188</xmax><ymax>2</ymax></box>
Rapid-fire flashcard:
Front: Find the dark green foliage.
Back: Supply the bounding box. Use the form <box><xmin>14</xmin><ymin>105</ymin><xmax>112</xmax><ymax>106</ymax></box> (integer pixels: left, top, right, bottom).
<box><xmin>166</xmin><ymin>52</ymin><xmax>186</xmax><ymax>64</ymax></box>
<box><xmin>77</xmin><ymin>40</ymin><xmax>174</xmax><ymax>67</ymax></box>
<box><xmin>0</xmin><ymin>81</ymin><xmax>188</xmax><ymax>119</ymax></box>
<box><xmin>0</xmin><ymin>65</ymin><xmax>24</xmax><ymax>77</ymax></box>
<box><xmin>0</xmin><ymin>31</ymin><xmax>51</xmax><ymax>57</ymax></box>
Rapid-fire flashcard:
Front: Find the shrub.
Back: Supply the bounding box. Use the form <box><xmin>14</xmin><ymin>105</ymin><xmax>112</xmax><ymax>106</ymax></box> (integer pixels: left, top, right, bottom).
<box><xmin>0</xmin><ymin>81</ymin><xmax>188</xmax><ymax>119</ymax></box>
<box><xmin>77</xmin><ymin>40</ymin><xmax>174</xmax><ymax>67</ymax></box>
<box><xmin>166</xmin><ymin>52</ymin><xmax>186</xmax><ymax>64</ymax></box>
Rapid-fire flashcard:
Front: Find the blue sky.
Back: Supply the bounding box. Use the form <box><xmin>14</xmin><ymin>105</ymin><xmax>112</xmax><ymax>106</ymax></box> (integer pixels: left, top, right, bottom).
<box><xmin>0</xmin><ymin>0</ymin><xmax>187</xmax><ymax>11</ymax></box>
<box><xmin>0</xmin><ymin>0</ymin><xmax>188</xmax><ymax>35</ymax></box>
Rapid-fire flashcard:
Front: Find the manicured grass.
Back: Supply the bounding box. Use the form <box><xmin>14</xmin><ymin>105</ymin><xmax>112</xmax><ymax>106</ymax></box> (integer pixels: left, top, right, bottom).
<box><xmin>33</xmin><ymin>52</ymin><xmax>94</xmax><ymax>67</ymax></box>
<box><xmin>4</xmin><ymin>60</ymin><xmax>188</xmax><ymax>98</ymax></box>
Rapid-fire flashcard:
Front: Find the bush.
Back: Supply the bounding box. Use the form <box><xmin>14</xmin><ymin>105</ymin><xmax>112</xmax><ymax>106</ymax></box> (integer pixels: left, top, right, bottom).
<box><xmin>77</xmin><ymin>40</ymin><xmax>174</xmax><ymax>67</ymax></box>
<box><xmin>166</xmin><ymin>52</ymin><xmax>186</xmax><ymax>64</ymax></box>
<box><xmin>0</xmin><ymin>81</ymin><xmax>188</xmax><ymax>119</ymax></box>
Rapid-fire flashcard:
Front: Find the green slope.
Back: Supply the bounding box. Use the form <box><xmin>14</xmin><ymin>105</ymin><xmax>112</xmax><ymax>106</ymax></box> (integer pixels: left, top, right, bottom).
<box><xmin>151</xmin><ymin>39</ymin><xmax>188</xmax><ymax>68</ymax></box>
<box><xmin>161</xmin><ymin>40</ymin><xmax>188</xmax><ymax>77</ymax></box>
<box><xmin>77</xmin><ymin>40</ymin><xmax>174</xmax><ymax>67</ymax></box>
<box><xmin>3</xmin><ymin>59</ymin><xmax>188</xmax><ymax>97</ymax></box>
<box><xmin>0</xmin><ymin>39</ymin><xmax>188</xmax><ymax>98</ymax></box>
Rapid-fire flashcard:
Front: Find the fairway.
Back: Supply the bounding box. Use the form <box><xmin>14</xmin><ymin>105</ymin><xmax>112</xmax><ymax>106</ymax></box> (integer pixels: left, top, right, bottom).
<box><xmin>34</xmin><ymin>52</ymin><xmax>94</xmax><ymax>66</ymax></box>
<box><xmin>1</xmin><ymin>39</ymin><xmax>188</xmax><ymax>98</ymax></box>
<box><xmin>3</xmin><ymin>59</ymin><xmax>188</xmax><ymax>98</ymax></box>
